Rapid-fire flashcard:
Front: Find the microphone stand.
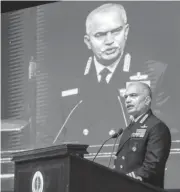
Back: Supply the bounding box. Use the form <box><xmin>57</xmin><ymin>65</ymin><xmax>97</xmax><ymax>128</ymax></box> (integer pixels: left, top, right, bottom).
<box><xmin>93</xmin><ymin>128</ymin><xmax>123</xmax><ymax>162</ymax></box>
<box><xmin>53</xmin><ymin>100</ymin><xmax>83</xmax><ymax>144</ymax></box>
<box><xmin>92</xmin><ymin>136</ymin><xmax>113</xmax><ymax>162</ymax></box>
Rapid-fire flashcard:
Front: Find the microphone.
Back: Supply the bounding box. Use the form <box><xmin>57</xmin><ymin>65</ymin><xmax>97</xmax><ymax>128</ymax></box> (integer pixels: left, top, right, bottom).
<box><xmin>92</xmin><ymin>128</ymin><xmax>123</xmax><ymax>162</ymax></box>
<box><xmin>53</xmin><ymin>100</ymin><xmax>83</xmax><ymax>144</ymax></box>
<box><xmin>111</xmin><ymin>128</ymin><xmax>123</xmax><ymax>139</ymax></box>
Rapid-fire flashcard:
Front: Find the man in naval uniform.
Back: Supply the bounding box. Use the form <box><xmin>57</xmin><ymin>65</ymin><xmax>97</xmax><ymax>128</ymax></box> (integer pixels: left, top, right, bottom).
<box><xmin>114</xmin><ymin>82</ymin><xmax>171</xmax><ymax>188</ymax></box>
<box><xmin>54</xmin><ymin>3</ymin><xmax>173</xmax><ymax>166</ymax></box>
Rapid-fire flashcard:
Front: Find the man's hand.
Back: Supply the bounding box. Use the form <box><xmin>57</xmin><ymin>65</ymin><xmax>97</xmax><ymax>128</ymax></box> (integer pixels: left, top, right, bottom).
<box><xmin>126</xmin><ymin>172</ymin><xmax>142</xmax><ymax>181</ymax></box>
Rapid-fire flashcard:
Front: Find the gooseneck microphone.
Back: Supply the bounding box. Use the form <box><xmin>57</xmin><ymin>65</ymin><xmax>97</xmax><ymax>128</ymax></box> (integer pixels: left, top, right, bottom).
<box><xmin>111</xmin><ymin>128</ymin><xmax>123</xmax><ymax>139</ymax></box>
<box><xmin>93</xmin><ymin>128</ymin><xmax>123</xmax><ymax>162</ymax></box>
<box><xmin>53</xmin><ymin>100</ymin><xmax>83</xmax><ymax>144</ymax></box>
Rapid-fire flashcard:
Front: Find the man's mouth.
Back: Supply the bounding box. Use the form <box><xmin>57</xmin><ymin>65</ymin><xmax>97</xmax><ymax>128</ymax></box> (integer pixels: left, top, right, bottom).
<box><xmin>126</xmin><ymin>105</ymin><xmax>134</xmax><ymax>110</ymax></box>
<box><xmin>105</xmin><ymin>48</ymin><xmax>117</xmax><ymax>55</ymax></box>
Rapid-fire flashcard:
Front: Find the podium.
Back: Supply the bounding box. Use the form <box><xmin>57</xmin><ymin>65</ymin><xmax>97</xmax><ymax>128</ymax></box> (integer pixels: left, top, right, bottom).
<box><xmin>12</xmin><ymin>144</ymin><xmax>166</xmax><ymax>192</ymax></box>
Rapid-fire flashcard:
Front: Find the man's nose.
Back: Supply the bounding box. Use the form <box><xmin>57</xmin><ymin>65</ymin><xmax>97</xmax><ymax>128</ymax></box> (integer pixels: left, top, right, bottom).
<box><xmin>105</xmin><ymin>32</ymin><xmax>114</xmax><ymax>45</ymax></box>
<box><xmin>125</xmin><ymin>96</ymin><xmax>131</xmax><ymax>103</ymax></box>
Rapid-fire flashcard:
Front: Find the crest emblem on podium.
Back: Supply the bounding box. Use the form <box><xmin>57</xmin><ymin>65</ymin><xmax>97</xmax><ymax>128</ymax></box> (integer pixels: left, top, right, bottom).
<box><xmin>32</xmin><ymin>171</ymin><xmax>44</xmax><ymax>192</ymax></box>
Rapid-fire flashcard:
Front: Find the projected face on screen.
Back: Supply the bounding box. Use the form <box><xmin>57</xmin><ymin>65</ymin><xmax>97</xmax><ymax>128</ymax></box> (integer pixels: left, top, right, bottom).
<box><xmin>84</xmin><ymin>6</ymin><xmax>129</xmax><ymax>66</ymax></box>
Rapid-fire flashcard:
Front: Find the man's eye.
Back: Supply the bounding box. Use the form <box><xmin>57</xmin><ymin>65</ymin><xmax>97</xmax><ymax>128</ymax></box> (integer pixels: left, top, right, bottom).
<box><xmin>131</xmin><ymin>94</ymin><xmax>137</xmax><ymax>97</ymax></box>
<box><xmin>112</xmin><ymin>27</ymin><xmax>123</xmax><ymax>34</ymax></box>
<box><xmin>95</xmin><ymin>33</ymin><xmax>105</xmax><ymax>38</ymax></box>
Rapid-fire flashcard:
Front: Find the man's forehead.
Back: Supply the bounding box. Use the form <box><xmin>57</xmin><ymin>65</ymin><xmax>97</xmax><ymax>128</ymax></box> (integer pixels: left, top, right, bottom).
<box><xmin>89</xmin><ymin>9</ymin><xmax>124</xmax><ymax>30</ymax></box>
<box><xmin>125</xmin><ymin>84</ymin><xmax>143</xmax><ymax>94</ymax></box>
<box><xmin>93</xmin><ymin>6</ymin><xmax>120</xmax><ymax>16</ymax></box>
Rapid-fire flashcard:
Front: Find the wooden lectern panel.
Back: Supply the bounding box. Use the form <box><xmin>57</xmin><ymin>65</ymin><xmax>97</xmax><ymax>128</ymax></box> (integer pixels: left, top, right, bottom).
<box><xmin>13</xmin><ymin>144</ymin><xmax>165</xmax><ymax>192</ymax></box>
<box><xmin>14</xmin><ymin>156</ymin><xmax>69</xmax><ymax>192</ymax></box>
<box><xmin>13</xmin><ymin>144</ymin><xmax>88</xmax><ymax>192</ymax></box>
<box><xmin>70</xmin><ymin>155</ymin><xmax>166</xmax><ymax>192</ymax></box>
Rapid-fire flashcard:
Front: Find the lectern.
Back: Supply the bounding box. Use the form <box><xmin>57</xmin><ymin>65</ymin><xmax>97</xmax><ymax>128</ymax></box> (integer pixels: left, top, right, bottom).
<box><xmin>13</xmin><ymin>144</ymin><xmax>166</xmax><ymax>192</ymax></box>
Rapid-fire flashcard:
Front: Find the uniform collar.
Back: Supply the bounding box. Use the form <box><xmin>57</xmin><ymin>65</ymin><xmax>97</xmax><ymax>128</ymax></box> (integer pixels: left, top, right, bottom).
<box><xmin>130</xmin><ymin>109</ymin><xmax>152</xmax><ymax>124</ymax></box>
<box><xmin>94</xmin><ymin>54</ymin><xmax>122</xmax><ymax>77</ymax></box>
<box><xmin>130</xmin><ymin>113</ymin><xmax>145</xmax><ymax>123</ymax></box>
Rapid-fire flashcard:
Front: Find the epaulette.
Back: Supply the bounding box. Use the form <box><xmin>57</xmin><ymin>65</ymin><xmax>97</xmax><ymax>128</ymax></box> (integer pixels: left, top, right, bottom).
<box><xmin>123</xmin><ymin>53</ymin><xmax>131</xmax><ymax>72</ymax></box>
<box><xmin>84</xmin><ymin>56</ymin><xmax>92</xmax><ymax>75</ymax></box>
<box><xmin>140</xmin><ymin>114</ymin><xmax>149</xmax><ymax>124</ymax></box>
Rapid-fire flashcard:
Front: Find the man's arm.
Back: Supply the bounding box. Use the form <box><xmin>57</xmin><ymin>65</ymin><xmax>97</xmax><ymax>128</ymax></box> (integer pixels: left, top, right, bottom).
<box><xmin>134</xmin><ymin>122</ymin><xmax>171</xmax><ymax>181</ymax></box>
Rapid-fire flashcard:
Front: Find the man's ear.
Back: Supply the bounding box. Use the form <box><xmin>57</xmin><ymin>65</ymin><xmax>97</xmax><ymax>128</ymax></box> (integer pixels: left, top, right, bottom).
<box><xmin>84</xmin><ymin>35</ymin><xmax>91</xmax><ymax>50</ymax></box>
<box><xmin>124</xmin><ymin>24</ymin><xmax>129</xmax><ymax>40</ymax></box>
<box><xmin>145</xmin><ymin>96</ymin><xmax>151</xmax><ymax>106</ymax></box>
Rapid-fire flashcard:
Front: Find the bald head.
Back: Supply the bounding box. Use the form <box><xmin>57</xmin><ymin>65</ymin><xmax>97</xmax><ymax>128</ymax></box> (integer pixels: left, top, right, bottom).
<box><xmin>86</xmin><ymin>3</ymin><xmax>127</xmax><ymax>35</ymax></box>
<box><xmin>125</xmin><ymin>82</ymin><xmax>152</xmax><ymax>117</ymax></box>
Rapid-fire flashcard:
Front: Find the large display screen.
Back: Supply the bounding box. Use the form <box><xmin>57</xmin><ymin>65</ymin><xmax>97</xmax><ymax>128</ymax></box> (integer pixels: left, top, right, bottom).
<box><xmin>2</xmin><ymin>2</ymin><xmax>180</xmax><ymax>189</ymax></box>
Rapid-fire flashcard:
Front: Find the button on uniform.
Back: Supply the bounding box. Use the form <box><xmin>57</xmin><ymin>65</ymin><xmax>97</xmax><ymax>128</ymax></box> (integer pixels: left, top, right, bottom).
<box><xmin>122</xmin><ymin>156</ymin><xmax>125</xmax><ymax>160</ymax></box>
<box><xmin>120</xmin><ymin>165</ymin><xmax>123</xmax><ymax>169</ymax></box>
<box><xmin>132</xmin><ymin>146</ymin><xmax>137</xmax><ymax>152</ymax></box>
<box><xmin>112</xmin><ymin>165</ymin><xmax>116</xmax><ymax>169</ymax></box>
<box><xmin>83</xmin><ymin>129</ymin><xmax>89</xmax><ymax>135</ymax></box>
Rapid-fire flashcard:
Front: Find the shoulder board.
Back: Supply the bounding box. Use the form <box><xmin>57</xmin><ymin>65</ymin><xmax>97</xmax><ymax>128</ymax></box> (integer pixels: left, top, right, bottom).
<box><xmin>84</xmin><ymin>56</ymin><xmax>92</xmax><ymax>75</ymax></box>
<box><xmin>123</xmin><ymin>53</ymin><xmax>131</xmax><ymax>72</ymax></box>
